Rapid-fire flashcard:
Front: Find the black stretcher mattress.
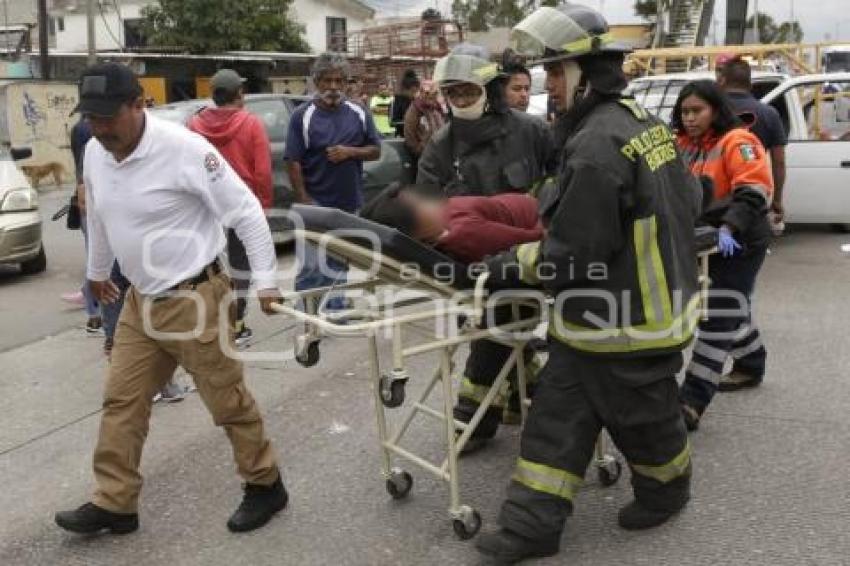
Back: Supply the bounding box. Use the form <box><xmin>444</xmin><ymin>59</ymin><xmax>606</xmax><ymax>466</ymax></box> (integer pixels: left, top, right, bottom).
<box><xmin>289</xmin><ymin>205</ymin><xmax>718</xmax><ymax>291</ymax></box>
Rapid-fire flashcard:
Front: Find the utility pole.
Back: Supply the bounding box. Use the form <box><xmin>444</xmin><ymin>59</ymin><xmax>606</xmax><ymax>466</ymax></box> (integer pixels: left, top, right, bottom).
<box><xmin>37</xmin><ymin>0</ymin><xmax>48</xmax><ymax>79</ymax></box>
<box><xmin>87</xmin><ymin>0</ymin><xmax>96</xmax><ymax>65</ymax></box>
<box><xmin>753</xmin><ymin>0</ymin><xmax>760</xmax><ymax>44</ymax></box>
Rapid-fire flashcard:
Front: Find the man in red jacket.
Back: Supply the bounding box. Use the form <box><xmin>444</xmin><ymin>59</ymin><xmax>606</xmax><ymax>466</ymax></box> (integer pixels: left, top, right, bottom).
<box><xmin>361</xmin><ymin>184</ymin><xmax>543</xmax><ymax>263</ymax></box>
<box><xmin>189</xmin><ymin>69</ymin><xmax>273</xmax><ymax>347</ymax></box>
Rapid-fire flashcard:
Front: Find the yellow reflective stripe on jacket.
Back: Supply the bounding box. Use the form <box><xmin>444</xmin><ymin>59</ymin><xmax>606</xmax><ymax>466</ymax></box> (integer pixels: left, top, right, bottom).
<box><xmin>516</xmin><ymin>241</ymin><xmax>541</xmax><ymax>285</ymax></box>
<box><xmin>631</xmin><ymin>440</ymin><xmax>691</xmax><ymax>484</ymax></box>
<box><xmin>617</xmin><ymin>98</ymin><xmax>649</xmax><ymax>121</ymax></box>
<box><xmin>634</xmin><ymin>216</ymin><xmax>673</xmax><ymax>325</ymax></box>
<box><xmin>549</xmin><ymin>294</ymin><xmax>700</xmax><ymax>354</ymax></box>
<box><xmin>458</xmin><ymin>376</ymin><xmax>505</xmax><ymax>407</ymax></box>
<box><xmin>512</xmin><ymin>458</ymin><xmax>583</xmax><ymax>501</ymax></box>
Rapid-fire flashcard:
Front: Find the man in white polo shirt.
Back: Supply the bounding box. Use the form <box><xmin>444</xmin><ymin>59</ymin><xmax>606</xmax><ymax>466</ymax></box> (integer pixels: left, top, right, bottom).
<box><xmin>55</xmin><ymin>63</ymin><xmax>287</xmax><ymax>535</ymax></box>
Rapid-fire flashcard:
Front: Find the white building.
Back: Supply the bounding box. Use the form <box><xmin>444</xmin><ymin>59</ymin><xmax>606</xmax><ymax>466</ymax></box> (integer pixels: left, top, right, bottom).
<box><xmin>290</xmin><ymin>0</ymin><xmax>374</xmax><ymax>53</ymax></box>
<box><xmin>48</xmin><ymin>0</ymin><xmax>375</xmax><ymax>54</ymax></box>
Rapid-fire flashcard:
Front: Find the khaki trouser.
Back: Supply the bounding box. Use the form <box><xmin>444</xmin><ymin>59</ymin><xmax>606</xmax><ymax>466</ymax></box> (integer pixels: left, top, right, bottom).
<box><xmin>91</xmin><ymin>270</ymin><xmax>279</xmax><ymax>513</ymax></box>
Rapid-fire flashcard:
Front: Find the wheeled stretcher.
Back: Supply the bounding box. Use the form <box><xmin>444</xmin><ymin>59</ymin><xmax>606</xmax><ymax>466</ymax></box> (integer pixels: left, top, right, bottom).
<box><xmin>271</xmin><ymin>205</ymin><xmax>718</xmax><ymax>538</ymax></box>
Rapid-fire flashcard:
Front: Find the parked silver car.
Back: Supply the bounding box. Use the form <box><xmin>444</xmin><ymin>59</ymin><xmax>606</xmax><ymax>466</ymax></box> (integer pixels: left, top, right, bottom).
<box><xmin>0</xmin><ymin>147</ymin><xmax>45</xmax><ymax>274</ymax></box>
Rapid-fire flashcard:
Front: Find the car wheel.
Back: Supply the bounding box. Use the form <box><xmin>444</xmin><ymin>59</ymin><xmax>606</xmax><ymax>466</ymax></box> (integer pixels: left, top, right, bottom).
<box><xmin>20</xmin><ymin>244</ymin><xmax>46</xmax><ymax>275</ymax></box>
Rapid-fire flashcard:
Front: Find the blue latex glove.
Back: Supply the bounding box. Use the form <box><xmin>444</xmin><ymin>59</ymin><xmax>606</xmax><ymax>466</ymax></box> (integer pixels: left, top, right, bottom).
<box><xmin>718</xmin><ymin>225</ymin><xmax>742</xmax><ymax>257</ymax></box>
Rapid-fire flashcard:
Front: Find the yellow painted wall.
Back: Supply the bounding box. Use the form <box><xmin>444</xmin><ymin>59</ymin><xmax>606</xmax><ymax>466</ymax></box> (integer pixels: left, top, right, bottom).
<box><xmin>196</xmin><ymin>77</ymin><xmax>211</xmax><ymax>99</ymax></box>
<box><xmin>610</xmin><ymin>24</ymin><xmax>652</xmax><ymax>49</ymax></box>
<box><xmin>4</xmin><ymin>82</ymin><xmax>78</xmax><ymax>185</ymax></box>
<box><xmin>139</xmin><ymin>77</ymin><xmax>167</xmax><ymax>106</ymax></box>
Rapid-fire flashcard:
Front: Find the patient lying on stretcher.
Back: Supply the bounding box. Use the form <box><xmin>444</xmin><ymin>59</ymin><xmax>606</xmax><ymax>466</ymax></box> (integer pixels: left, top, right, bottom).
<box><xmin>361</xmin><ymin>183</ymin><xmax>543</xmax><ymax>264</ymax></box>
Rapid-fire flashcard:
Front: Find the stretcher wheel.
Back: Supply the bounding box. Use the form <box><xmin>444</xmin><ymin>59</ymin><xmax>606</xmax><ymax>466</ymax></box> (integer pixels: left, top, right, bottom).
<box><xmin>386</xmin><ymin>469</ymin><xmax>413</xmax><ymax>499</ymax></box>
<box><xmin>598</xmin><ymin>460</ymin><xmax>622</xmax><ymax>487</ymax></box>
<box><xmin>296</xmin><ymin>341</ymin><xmax>320</xmax><ymax>367</ymax></box>
<box><xmin>452</xmin><ymin>508</ymin><xmax>482</xmax><ymax>540</ymax></box>
<box><xmin>379</xmin><ymin>376</ymin><xmax>406</xmax><ymax>408</ymax></box>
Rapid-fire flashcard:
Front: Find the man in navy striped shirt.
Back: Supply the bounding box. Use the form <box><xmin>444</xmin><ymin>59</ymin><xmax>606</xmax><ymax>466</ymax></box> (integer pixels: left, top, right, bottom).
<box><xmin>285</xmin><ymin>52</ymin><xmax>381</xmax><ymax>309</ymax></box>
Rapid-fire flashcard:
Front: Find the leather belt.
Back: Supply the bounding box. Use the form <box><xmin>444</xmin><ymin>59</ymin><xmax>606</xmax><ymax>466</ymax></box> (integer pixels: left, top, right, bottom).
<box><xmin>153</xmin><ymin>260</ymin><xmax>222</xmax><ymax>301</ymax></box>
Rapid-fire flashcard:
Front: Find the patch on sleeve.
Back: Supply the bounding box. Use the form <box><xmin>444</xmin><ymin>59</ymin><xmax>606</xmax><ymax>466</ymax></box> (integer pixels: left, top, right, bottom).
<box><xmin>739</xmin><ymin>144</ymin><xmax>757</xmax><ymax>162</ymax></box>
<box><xmin>204</xmin><ymin>152</ymin><xmax>221</xmax><ymax>173</ymax></box>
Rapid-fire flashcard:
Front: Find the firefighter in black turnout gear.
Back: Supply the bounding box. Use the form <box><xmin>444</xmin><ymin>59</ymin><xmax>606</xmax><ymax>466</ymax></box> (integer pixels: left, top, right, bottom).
<box><xmin>419</xmin><ymin>43</ymin><xmax>554</xmax><ymax>444</ymax></box>
<box><xmin>475</xmin><ymin>4</ymin><xmax>703</xmax><ymax>563</ymax></box>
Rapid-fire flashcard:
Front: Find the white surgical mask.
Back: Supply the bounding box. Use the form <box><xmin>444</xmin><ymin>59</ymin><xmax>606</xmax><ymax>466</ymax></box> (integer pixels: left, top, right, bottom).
<box><xmin>450</xmin><ymin>92</ymin><xmax>487</xmax><ymax>121</ymax></box>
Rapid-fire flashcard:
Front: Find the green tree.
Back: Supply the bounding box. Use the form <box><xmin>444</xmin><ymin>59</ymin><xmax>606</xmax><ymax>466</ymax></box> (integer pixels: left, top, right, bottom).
<box><xmin>634</xmin><ymin>0</ymin><xmax>658</xmax><ymax>20</ymax></box>
<box><xmin>746</xmin><ymin>11</ymin><xmax>803</xmax><ymax>44</ymax></box>
<box><xmin>452</xmin><ymin>0</ymin><xmax>529</xmax><ymax>32</ymax></box>
<box><xmin>141</xmin><ymin>0</ymin><xmax>309</xmax><ymax>54</ymax></box>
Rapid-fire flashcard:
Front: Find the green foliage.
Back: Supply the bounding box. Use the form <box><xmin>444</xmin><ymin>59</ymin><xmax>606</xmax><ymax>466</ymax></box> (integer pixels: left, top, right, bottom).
<box><xmin>141</xmin><ymin>0</ymin><xmax>310</xmax><ymax>54</ymax></box>
<box><xmin>746</xmin><ymin>11</ymin><xmax>804</xmax><ymax>43</ymax></box>
<box><xmin>452</xmin><ymin>0</ymin><xmax>532</xmax><ymax>32</ymax></box>
<box><xmin>634</xmin><ymin>0</ymin><xmax>658</xmax><ymax>20</ymax></box>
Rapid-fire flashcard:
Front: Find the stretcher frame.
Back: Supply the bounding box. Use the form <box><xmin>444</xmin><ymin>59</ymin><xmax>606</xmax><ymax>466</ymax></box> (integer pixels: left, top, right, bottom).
<box><xmin>271</xmin><ymin>228</ymin><xmax>716</xmax><ymax>538</ymax></box>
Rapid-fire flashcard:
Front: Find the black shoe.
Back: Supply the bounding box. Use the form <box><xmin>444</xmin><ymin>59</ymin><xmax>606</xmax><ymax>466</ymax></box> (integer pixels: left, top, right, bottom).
<box><xmin>54</xmin><ymin>502</ymin><xmax>138</xmax><ymax>535</ymax></box>
<box><xmin>455</xmin><ymin>410</ymin><xmax>501</xmax><ymax>456</ymax></box>
<box><xmin>680</xmin><ymin>403</ymin><xmax>702</xmax><ymax>432</ymax></box>
<box><xmin>618</xmin><ymin>500</ymin><xmax>684</xmax><ymax>530</ymax></box>
<box><xmin>718</xmin><ymin>370</ymin><xmax>762</xmax><ymax>392</ymax></box>
<box><xmin>475</xmin><ymin>528</ymin><xmax>559</xmax><ymax>564</ymax></box>
<box><xmin>234</xmin><ymin>322</ymin><xmax>253</xmax><ymax>349</ymax></box>
<box><xmin>227</xmin><ymin>474</ymin><xmax>288</xmax><ymax>533</ymax></box>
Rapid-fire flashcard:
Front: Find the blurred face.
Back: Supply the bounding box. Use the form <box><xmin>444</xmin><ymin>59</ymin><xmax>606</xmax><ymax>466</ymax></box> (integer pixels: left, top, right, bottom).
<box><xmin>86</xmin><ymin>97</ymin><xmax>145</xmax><ymax>159</ymax></box>
<box><xmin>505</xmin><ymin>72</ymin><xmax>531</xmax><ymax>112</ymax></box>
<box><xmin>442</xmin><ymin>82</ymin><xmax>483</xmax><ymax>109</ymax></box>
<box><xmin>316</xmin><ymin>69</ymin><xmax>345</xmax><ymax>107</ymax></box>
<box><xmin>679</xmin><ymin>94</ymin><xmax>714</xmax><ymax>140</ymax></box>
<box><xmin>345</xmin><ymin>78</ymin><xmax>361</xmax><ymax>98</ymax></box>
<box><xmin>420</xmin><ymin>82</ymin><xmax>438</xmax><ymax>102</ymax></box>
<box><xmin>402</xmin><ymin>192</ymin><xmax>445</xmax><ymax>242</ymax></box>
<box><xmin>378</xmin><ymin>82</ymin><xmax>390</xmax><ymax>96</ymax></box>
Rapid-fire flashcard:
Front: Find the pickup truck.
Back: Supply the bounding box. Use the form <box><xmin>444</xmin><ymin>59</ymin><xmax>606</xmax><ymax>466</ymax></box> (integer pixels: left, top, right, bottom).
<box><xmin>149</xmin><ymin>95</ymin><xmax>416</xmax><ymax>241</ymax></box>
<box><xmin>626</xmin><ymin>71</ymin><xmax>850</xmax><ymax>230</ymax></box>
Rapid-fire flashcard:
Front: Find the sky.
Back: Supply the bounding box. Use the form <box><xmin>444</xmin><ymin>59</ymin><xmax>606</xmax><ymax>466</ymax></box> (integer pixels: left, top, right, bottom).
<box><xmin>367</xmin><ymin>0</ymin><xmax>850</xmax><ymax>44</ymax></box>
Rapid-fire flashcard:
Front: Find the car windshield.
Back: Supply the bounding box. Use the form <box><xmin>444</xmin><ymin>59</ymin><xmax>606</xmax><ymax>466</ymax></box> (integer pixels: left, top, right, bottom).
<box><xmin>245</xmin><ymin>98</ymin><xmax>291</xmax><ymax>143</ymax></box>
<box><xmin>149</xmin><ymin>105</ymin><xmax>197</xmax><ymax>125</ymax></box>
<box><xmin>625</xmin><ymin>80</ymin><xmax>688</xmax><ymax>123</ymax></box>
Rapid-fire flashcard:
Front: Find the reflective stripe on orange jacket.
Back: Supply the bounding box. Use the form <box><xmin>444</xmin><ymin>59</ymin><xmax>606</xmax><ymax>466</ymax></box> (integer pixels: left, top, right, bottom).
<box><xmin>677</xmin><ymin>127</ymin><xmax>773</xmax><ymax>203</ymax></box>
<box><xmin>677</xmin><ymin>127</ymin><xmax>773</xmax><ymax>244</ymax></box>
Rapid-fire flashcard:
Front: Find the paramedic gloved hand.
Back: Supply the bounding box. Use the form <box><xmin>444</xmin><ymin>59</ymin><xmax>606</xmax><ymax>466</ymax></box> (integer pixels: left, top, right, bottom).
<box><xmin>718</xmin><ymin>225</ymin><xmax>742</xmax><ymax>258</ymax></box>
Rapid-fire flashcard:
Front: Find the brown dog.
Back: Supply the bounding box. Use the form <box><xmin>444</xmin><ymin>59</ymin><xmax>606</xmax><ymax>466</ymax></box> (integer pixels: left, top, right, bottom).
<box><xmin>21</xmin><ymin>162</ymin><xmax>65</xmax><ymax>188</ymax></box>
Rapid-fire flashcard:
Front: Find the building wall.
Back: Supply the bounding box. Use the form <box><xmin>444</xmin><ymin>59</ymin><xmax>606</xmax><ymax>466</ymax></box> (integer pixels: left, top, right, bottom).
<box><xmin>53</xmin><ymin>0</ymin><xmax>371</xmax><ymax>55</ymax></box>
<box><xmin>289</xmin><ymin>0</ymin><xmax>371</xmax><ymax>53</ymax></box>
<box><xmin>53</xmin><ymin>3</ymin><xmax>144</xmax><ymax>52</ymax></box>
<box><xmin>0</xmin><ymin>81</ymin><xmax>79</xmax><ymax>183</ymax></box>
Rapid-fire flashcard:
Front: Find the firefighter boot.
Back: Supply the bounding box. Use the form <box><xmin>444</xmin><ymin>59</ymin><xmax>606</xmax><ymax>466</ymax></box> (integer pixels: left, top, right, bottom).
<box><xmin>475</xmin><ymin>528</ymin><xmax>559</xmax><ymax>564</ymax></box>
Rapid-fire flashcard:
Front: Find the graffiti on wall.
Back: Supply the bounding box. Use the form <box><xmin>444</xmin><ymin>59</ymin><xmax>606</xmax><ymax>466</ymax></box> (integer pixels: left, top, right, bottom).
<box><xmin>22</xmin><ymin>92</ymin><xmax>46</xmax><ymax>138</ymax></box>
<box><xmin>6</xmin><ymin>83</ymin><xmax>79</xmax><ymax>184</ymax></box>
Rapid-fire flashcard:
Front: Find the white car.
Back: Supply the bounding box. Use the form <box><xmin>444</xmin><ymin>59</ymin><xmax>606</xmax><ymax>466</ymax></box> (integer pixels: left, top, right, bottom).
<box><xmin>0</xmin><ymin>147</ymin><xmax>45</xmax><ymax>274</ymax></box>
<box><xmin>528</xmin><ymin>67</ymin><xmax>549</xmax><ymax>119</ymax></box>
<box><xmin>627</xmin><ymin>70</ymin><xmax>850</xmax><ymax>229</ymax></box>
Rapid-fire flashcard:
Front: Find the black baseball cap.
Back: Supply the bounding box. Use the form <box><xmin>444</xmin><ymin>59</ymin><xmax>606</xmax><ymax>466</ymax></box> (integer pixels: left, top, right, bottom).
<box><xmin>72</xmin><ymin>62</ymin><xmax>143</xmax><ymax>117</ymax></box>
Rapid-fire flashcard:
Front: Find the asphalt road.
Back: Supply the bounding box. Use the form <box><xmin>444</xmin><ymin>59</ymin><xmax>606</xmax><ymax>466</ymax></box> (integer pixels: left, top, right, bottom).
<box><xmin>1</xmin><ymin>197</ymin><xmax>849</xmax><ymax>565</ymax></box>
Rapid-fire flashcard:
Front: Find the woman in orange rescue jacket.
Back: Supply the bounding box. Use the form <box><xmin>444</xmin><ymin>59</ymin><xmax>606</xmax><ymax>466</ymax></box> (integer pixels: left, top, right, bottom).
<box><xmin>672</xmin><ymin>80</ymin><xmax>774</xmax><ymax>431</ymax></box>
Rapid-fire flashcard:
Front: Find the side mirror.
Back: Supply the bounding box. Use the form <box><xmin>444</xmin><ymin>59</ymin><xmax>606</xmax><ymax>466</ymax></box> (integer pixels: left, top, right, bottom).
<box><xmin>11</xmin><ymin>147</ymin><xmax>32</xmax><ymax>160</ymax></box>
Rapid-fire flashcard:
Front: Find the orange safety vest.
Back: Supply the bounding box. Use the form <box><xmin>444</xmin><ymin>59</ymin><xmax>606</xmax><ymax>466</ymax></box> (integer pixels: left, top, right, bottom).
<box><xmin>676</xmin><ymin>127</ymin><xmax>774</xmax><ymax>203</ymax></box>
